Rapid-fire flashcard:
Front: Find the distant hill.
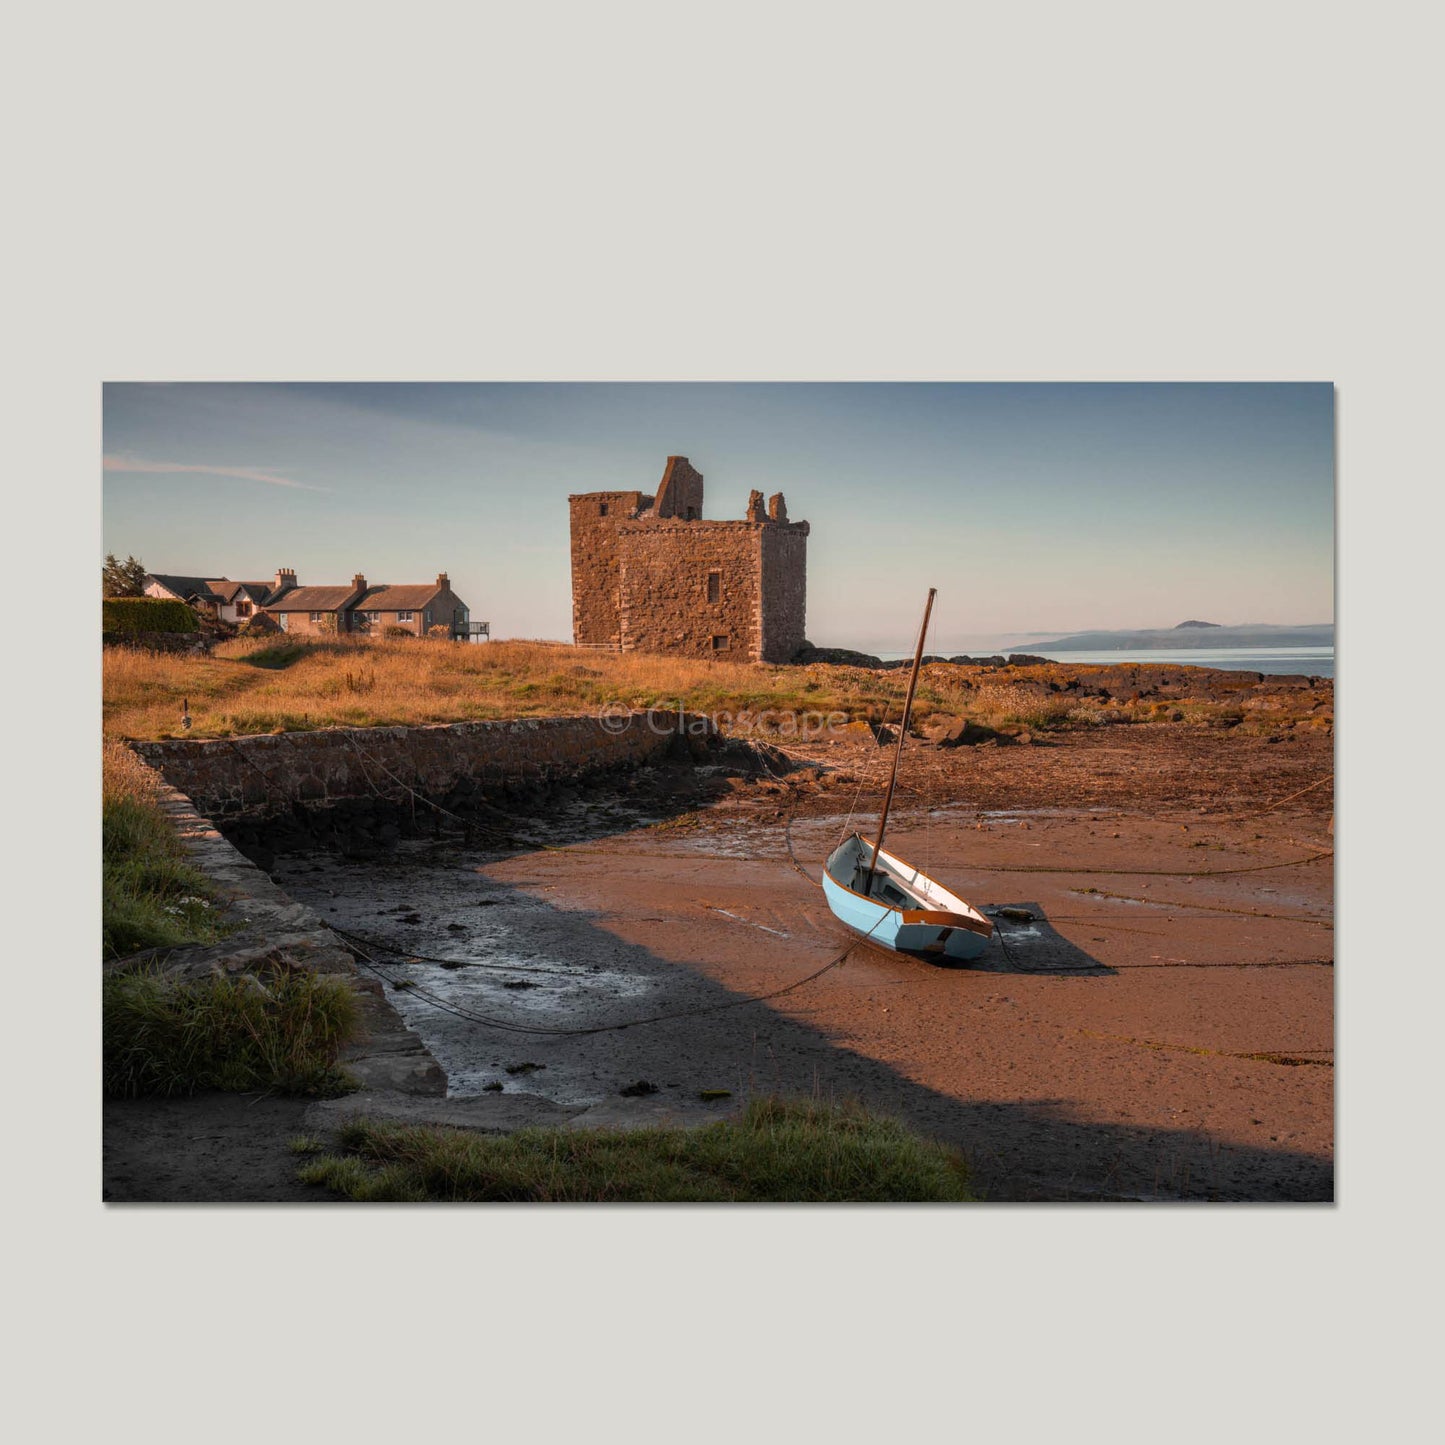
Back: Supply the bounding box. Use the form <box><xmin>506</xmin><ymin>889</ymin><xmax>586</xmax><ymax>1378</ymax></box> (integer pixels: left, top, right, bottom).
<box><xmin>1022</xmin><ymin>622</ymin><xmax>1333</xmax><ymax>652</ymax></box>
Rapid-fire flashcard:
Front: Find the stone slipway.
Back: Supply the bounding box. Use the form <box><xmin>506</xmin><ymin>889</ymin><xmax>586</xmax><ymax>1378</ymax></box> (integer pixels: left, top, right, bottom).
<box><xmin>109</xmin><ymin>766</ymin><xmax>445</xmax><ymax>1097</ymax></box>
<box><xmin>303</xmin><ymin>1087</ymin><xmax>714</xmax><ymax>1136</ymax></box>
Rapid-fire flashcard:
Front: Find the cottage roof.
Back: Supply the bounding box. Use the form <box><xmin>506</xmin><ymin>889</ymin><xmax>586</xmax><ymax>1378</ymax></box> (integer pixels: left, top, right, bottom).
<box><xmin>265</xmin><ymin>585</ymin><xmax>362</xmax><ymax>612</ymax></box>
<box><xmin>353</xmin><ymin>583</ymin><xmax>446</xmax><ymax>611</ymax></box>
<box><xmin>148</xmin><ymin>573</ymin><xmax>224</xmax><ymax>602</ymax></box>
<box><xmin>208</xmin><ymin>579</ymin><xmax>274</xmax><ymax>604</ymax></box>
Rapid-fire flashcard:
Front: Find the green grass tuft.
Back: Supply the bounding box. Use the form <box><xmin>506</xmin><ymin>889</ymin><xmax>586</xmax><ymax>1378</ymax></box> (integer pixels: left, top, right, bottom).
<box><xmin>103</xmin><ymin>963</ymin><xmax>362</xmax><ymax>1098</ymax></box>
<box><xmin>298</xmin><ymin>1096</ymin><xmax>975</xmax><ymax>1202</ymax></box>
<box><xmin>103</xmin><ymin>743</ymin><xmax>225</xmax><ymax>957</ymax></box>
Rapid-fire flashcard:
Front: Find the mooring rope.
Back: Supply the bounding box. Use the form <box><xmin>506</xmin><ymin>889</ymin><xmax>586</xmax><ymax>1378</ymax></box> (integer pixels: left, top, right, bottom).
<box><xmin>339</xmin><ymin>926</ymin><xmax>870</xmax><ymax>1039</ymax></box>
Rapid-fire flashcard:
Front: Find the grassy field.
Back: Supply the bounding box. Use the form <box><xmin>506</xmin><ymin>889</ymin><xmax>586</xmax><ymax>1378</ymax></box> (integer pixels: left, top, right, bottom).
<box><xmin>102</xmin><ymin>741</ymin><xmax>226</xmax><ymax>957</ymax></box>
<box><xmin>296</xmin><ymin>1096</ymin><xmax>976</xmax><ymax>1202</ymax></box>
<box><xmin>103</xmin><ymin>635</ymin><xmax>1331</xmax><ymax>742</ymax></box>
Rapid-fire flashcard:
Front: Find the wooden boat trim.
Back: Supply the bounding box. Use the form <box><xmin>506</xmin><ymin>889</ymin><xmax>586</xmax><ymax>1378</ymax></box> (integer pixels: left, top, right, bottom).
<box><xmin>899</xmin><ymin>908</ymin><xmax>995</xmax><ymax>939</ymax></box>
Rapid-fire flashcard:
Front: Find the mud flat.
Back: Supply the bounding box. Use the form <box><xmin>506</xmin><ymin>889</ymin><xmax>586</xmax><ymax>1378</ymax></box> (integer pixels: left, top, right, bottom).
<box><xmin>276</xmin><ymin>726</ymin><xmax>1332</xmax><ymax>1201</ymax></box>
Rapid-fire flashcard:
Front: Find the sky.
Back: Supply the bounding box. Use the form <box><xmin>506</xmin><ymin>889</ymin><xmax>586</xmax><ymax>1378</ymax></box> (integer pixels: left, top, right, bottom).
<box><xmin>102</xmin><ymin>383</ymin><xmax>1334</xmax><ymax>652</ymax></box>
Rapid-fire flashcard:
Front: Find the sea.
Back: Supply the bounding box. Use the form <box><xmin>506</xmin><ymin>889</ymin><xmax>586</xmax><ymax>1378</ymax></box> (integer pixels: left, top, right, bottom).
<box><xmin>876</xmin><ymin>645</ymin><xmax>1334</xmax><ymax>678</ymax></box>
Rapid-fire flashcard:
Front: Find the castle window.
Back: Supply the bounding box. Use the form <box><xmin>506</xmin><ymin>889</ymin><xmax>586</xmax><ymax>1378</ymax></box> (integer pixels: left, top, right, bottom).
<box><xmin>599</xmin><ymin>502</ymin><xmax>609</xmax><ymax>516</ymax></box>
<box><xmin>707</xmin><ymin>570</ymin><xmax>721</xmax><ymax>603</ymax></box>
<box><xmin>712</xmin><ymin>634</ymin><xmax>729</xmax><ymax>651</ymax></box>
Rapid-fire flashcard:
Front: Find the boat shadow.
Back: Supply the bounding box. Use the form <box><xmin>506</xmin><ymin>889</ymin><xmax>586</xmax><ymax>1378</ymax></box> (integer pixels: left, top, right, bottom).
<box><xmin>967</xmin><ymin>901</ymin><xmax>1116</xmax><ymax>976</ymax></box>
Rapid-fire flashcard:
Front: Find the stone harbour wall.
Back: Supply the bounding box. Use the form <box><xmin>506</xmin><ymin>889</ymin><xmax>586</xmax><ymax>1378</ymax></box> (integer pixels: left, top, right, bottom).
<box><xmin>108</xmin><ymin>765</ymin><xmax>447</xmax><ymax>1093</ymax></box>
<box><xmin>132</xmin><ymin>711</ymin><xmax>710</xmax><ymax>827</ymax></box>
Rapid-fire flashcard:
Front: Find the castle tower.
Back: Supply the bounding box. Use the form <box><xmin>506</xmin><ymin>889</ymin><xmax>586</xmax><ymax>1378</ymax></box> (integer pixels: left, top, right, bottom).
<box><xmin>568</xmin><ymin>456</ymin><xmax>808</xmax><ymax>663</ymax></box>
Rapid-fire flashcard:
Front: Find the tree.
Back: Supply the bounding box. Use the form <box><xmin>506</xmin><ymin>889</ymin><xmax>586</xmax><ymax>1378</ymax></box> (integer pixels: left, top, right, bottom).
<box><xmin>102</xmin><ymin>554</ymin><xmax>148</xmax><ymax>598</ymax></box>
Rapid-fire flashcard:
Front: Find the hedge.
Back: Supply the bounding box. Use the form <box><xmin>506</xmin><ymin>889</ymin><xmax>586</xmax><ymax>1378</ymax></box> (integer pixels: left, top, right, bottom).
<box><xmin>103</xmin><ymin>597</ymin><xmax>199</xmax><ymax>634</ymax></box>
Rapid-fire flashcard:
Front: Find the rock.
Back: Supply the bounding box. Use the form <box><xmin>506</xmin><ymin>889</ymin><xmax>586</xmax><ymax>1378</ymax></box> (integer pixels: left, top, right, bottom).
<box><xmin>446</xmin><ymin>922</ymin><xmax>467</xmax><ymax>932</ymax></box>
<box><xmin>619</xmin><ymin>1079</ymin><xmax>659</xmax><ymax>1097</ymax></box>
<box><xmin>791</xmin><ymin>644</ymin><xmax>884</xmax><ymax>668</ymax></box>
<box><xmin>505</xmin><ymin>1061</ymin><xmax>546</xmax><ymax>1075</ymax></box>
<box><xmin>996</xmin><ymin>907</ymin><xmax>1036</xmax><ymax>922</ymax></box>
<box><xmin>936</xmin><ymin>720</ymin><xmax>1007</xmax><ymax>748</ymax></box>
<box><xmin>918</xmin><ymin>714</ymin><xmax>964</xmax><ymax>743</ymax></box>
<box><xmin>482</xmin><ymin>1081</ymin><xmax>504</xmax><ymax>1092</ymax></box>
<box><xmin>307</xmin><ymin>1089</ymin><xmax>578</xmax><ymax>1133</ymax></box>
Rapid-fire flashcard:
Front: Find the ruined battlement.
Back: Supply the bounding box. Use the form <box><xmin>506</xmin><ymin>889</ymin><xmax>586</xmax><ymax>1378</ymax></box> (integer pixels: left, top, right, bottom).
<box><xmin>569</xmin><ymin>456</ymin><xmax>808</xmax><ymax>663</ymax></box>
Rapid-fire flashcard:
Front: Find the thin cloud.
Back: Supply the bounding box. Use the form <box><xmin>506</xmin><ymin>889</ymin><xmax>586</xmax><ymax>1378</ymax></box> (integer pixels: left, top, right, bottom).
<box><xmin>103</xmin><ymin>454</ymin><xmax>329</xmax><ymax>492</ymax></box>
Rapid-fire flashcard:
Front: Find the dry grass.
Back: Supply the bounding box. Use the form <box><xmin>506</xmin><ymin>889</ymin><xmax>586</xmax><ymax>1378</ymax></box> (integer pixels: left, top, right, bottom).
<box><xmin>965</xmin><ymin>682</ymin><xmax>1078</xmax><ymax>731</ymax></box>
<box><xmin>104</xmin><ymin>636</ymin><xmax>912</xmax><ymax>740</ymax></box>
<box><xmin>102</xmin><ymin>636</ymin><xmax>1332</xmax><ymax>742</ymax></box>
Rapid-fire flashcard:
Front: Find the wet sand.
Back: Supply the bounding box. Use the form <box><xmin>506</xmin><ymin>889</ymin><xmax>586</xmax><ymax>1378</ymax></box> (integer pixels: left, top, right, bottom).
<box><xmin>280</xmin><ymin>725</ymin><xmax>1333</xmax><ymax>1201</ymax></box>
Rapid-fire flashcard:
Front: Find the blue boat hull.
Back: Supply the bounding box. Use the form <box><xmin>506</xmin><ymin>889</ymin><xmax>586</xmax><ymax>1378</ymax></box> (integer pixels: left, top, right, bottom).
<box><xmin>822</xmin><ymin>835</ymin><xmax>992</xmax><ymax>962</ymax></box>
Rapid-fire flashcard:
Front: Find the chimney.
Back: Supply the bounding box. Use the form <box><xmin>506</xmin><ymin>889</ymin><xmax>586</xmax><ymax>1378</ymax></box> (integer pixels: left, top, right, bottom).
<box><xmin>436</xmin><ymin>571</ymin><xmax>449</xmax><ymax>589</ymax></box>
<box><xmin>352</xmin><ymin>573</ymin><xmax>367</xmax><ymax>594</ymax></box>
<box><xmin>274</xmin><ymin>567</ymin><xmax>297</xmax><ymax>592</ymax></box>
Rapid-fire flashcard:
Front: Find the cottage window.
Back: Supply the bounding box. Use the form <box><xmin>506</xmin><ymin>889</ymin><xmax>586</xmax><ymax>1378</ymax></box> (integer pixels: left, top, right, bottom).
<box><xmin>707</xmin><ymin>570</ymin><xmax>721</xmax><ymax>603</ymax></box>
<box><xmin>712</xmin><ymin>634</ymin><xmax>728</xmax><ymax>651</ymax></box>
<box><xmin>397</xmin><ymin>610</ymin><xmax>413</xmax><ymax>623</ymax></box>
<box><xmin>237</xmin><ymin>601</ymin><xmax>252</xmax><ymax>617</ymax></box>
<box><xmin>277</xmin><ymin>614</ymin><xmax>288</xmax><ymax>632</ymax></box>
<box><xmin>309</xmin><ymin>611</ymin><xmax>323</xmax><ymax>623</ymax></box>
<box><xmin>366</xmin><ymin>611</ymin><xmax>381</xmax><ymax>623</ymax></box>
<box><xmin>425</xmin><ymin>610</ymin><xmax>432</xmax><ymax>627</ymax></box>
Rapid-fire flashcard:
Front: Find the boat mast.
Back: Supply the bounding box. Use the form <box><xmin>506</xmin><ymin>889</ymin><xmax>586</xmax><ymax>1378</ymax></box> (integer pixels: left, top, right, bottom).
<box><xmin>863</xmin><ymin>586</ymin><xmax>936</xmax><ymax>896</ymax></box>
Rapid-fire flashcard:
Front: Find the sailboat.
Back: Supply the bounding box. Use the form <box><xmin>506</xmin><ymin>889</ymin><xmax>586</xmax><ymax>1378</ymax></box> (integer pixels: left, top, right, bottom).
<box><xmin>821</xmin><ymin>588</ymin><xmax>994</xmax><ymax>962</ymax></box>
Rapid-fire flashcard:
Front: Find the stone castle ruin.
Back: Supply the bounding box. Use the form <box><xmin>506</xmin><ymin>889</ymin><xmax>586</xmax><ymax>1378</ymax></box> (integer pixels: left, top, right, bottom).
<box><xmin>569</xmin><ymin>456</ymin><xmax>809</xmax><ymax>663</ymax></box>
